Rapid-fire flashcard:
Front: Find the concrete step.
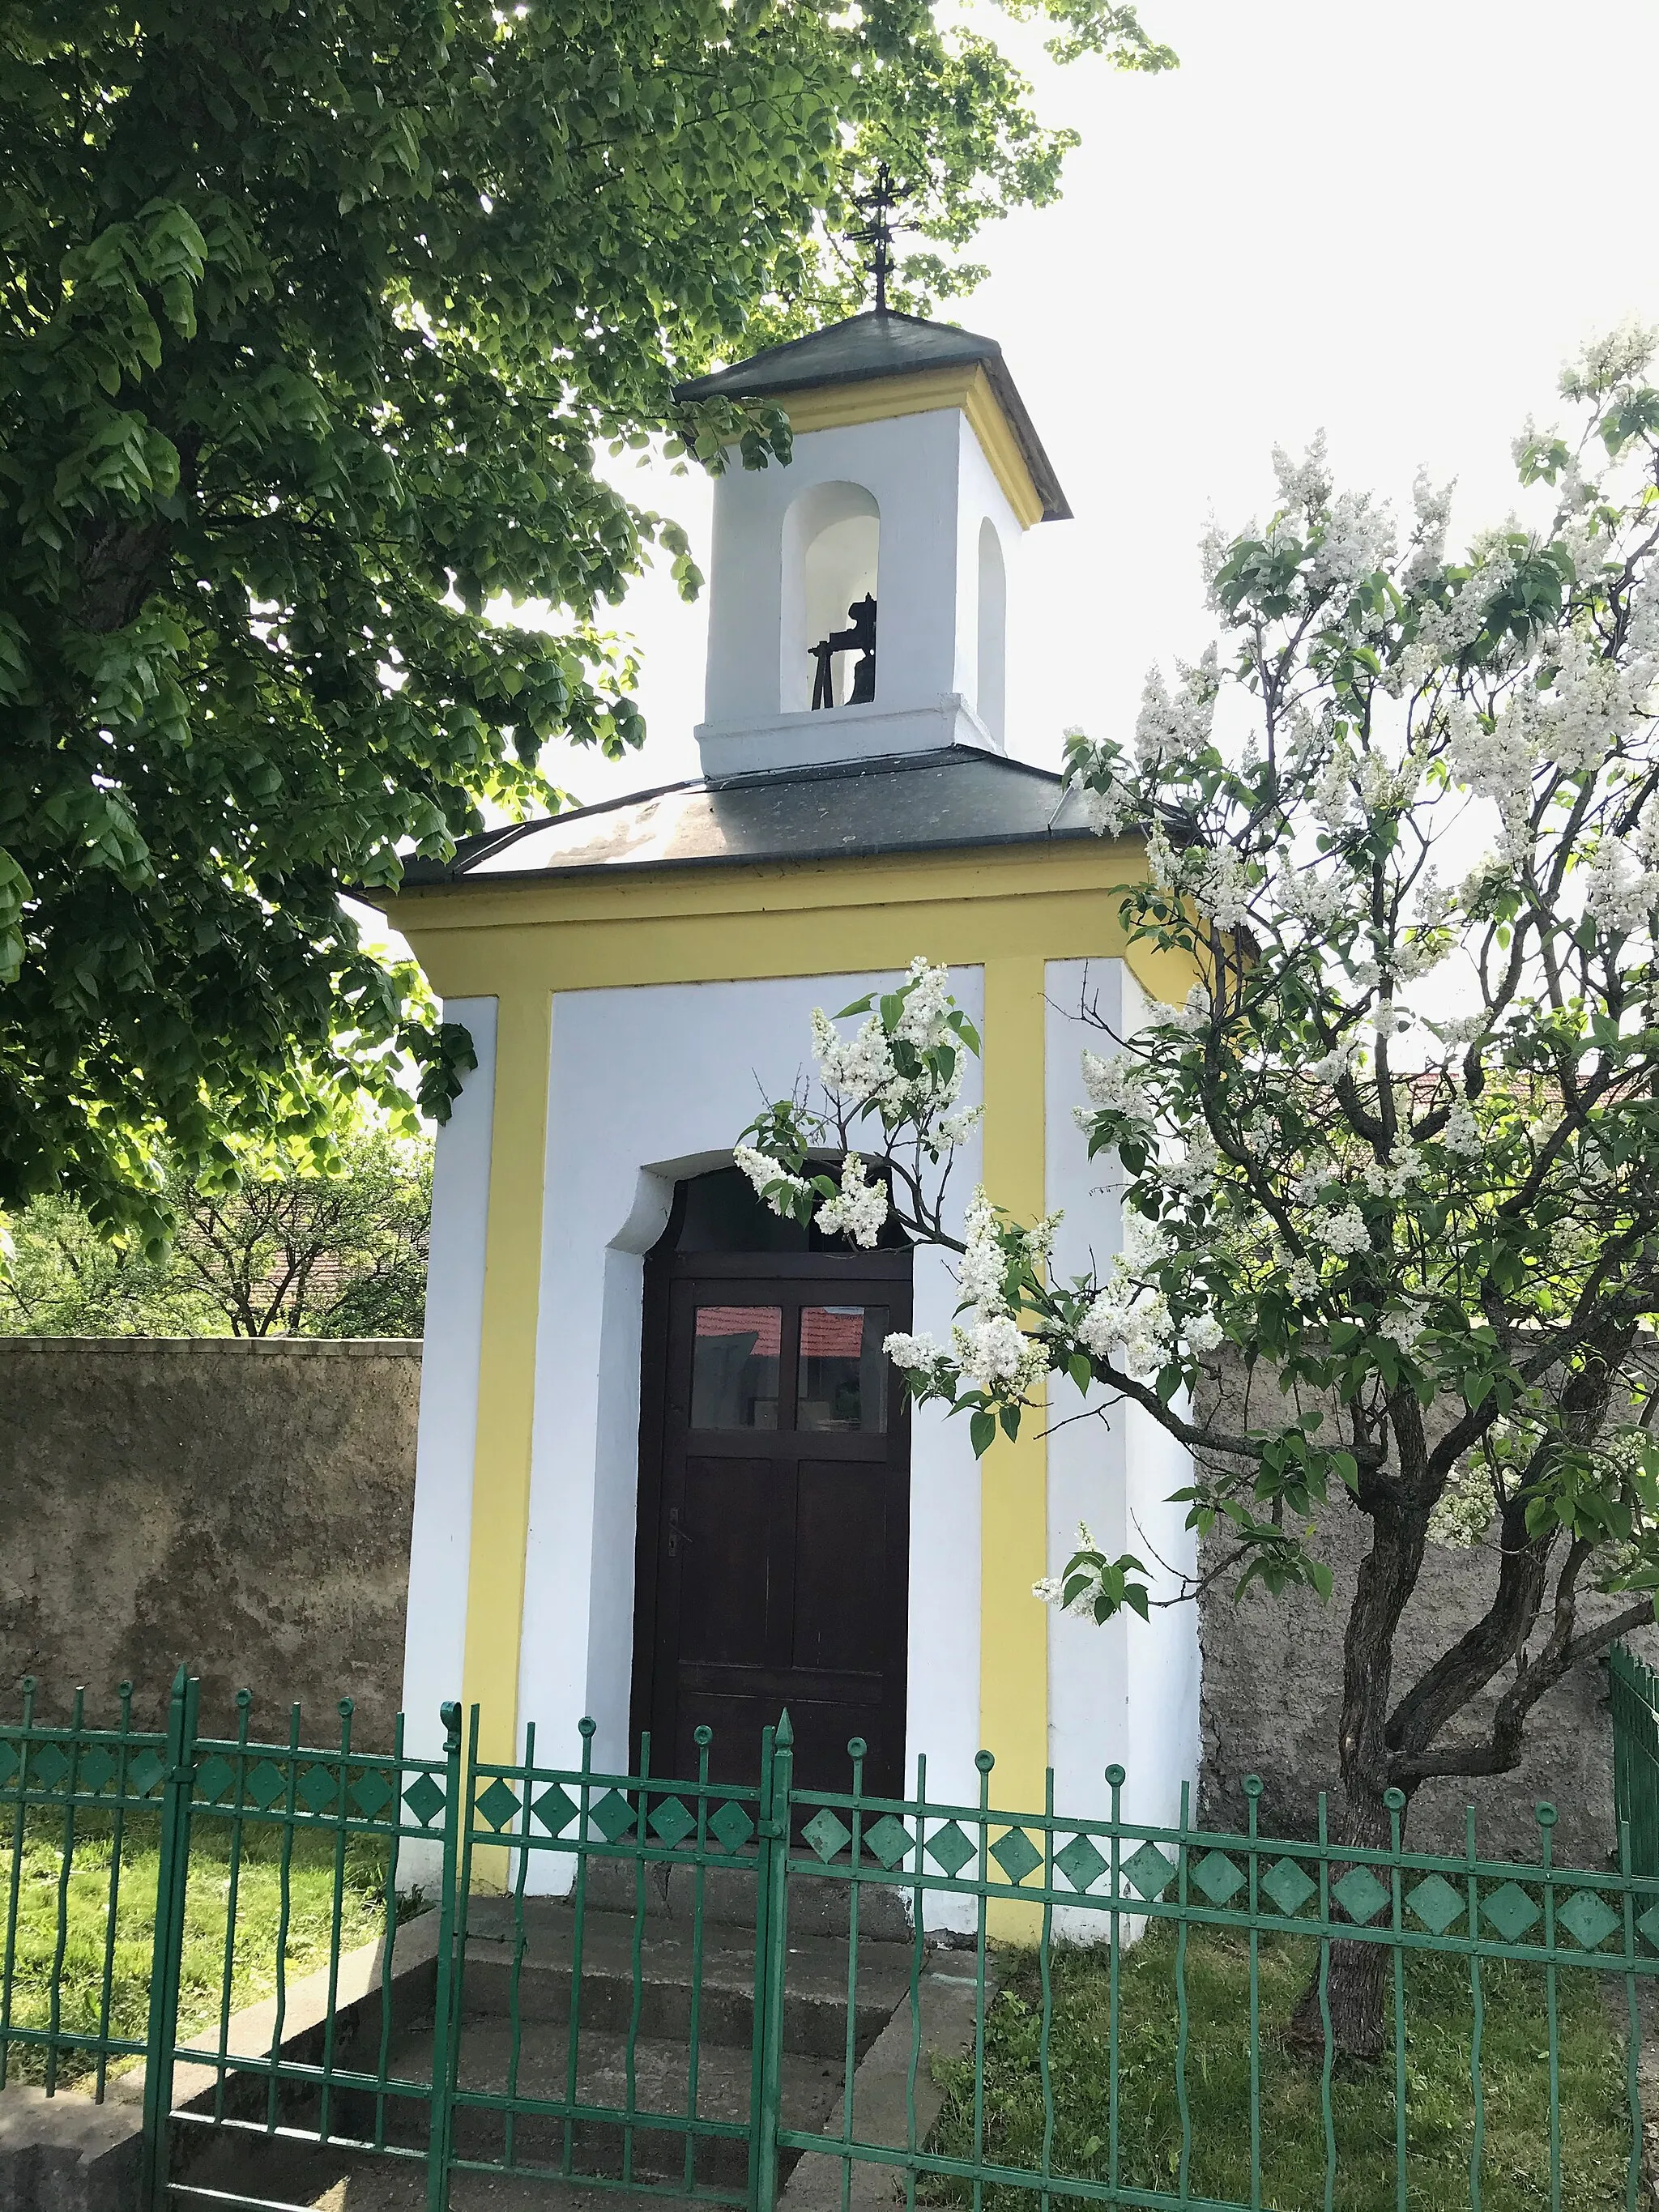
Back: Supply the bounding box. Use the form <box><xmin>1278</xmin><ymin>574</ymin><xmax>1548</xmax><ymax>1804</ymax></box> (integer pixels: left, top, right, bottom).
<box><xmin>571</xmin><ymin>1859</ymin><xmax>911</xmax><ymax>1941</ymax></box>
<box><xmin>329</xmin><ymin>2018</ymin><xmax>844</xmax><ymax>2188</ymax></box>
<box><xmin>458</xmin><ymin>1902</ymin><xmax>919</xmax><ymax>2060</ymax></box>
<box><xmin>177</xmin><ymin>2130</ymin><xmax>719</xmax><ymax>2212</ymax></box>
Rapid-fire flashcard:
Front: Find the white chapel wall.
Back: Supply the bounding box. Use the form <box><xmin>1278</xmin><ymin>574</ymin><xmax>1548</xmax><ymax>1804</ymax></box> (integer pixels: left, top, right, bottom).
<box><xmin>398</xmin><ymin>995</ymin><xmax>497</xmax><ymax>1891</ymax></box>
<box><xmin>1044</xmin><ymin>958</ymin><xmax>1201</xmax><ymax>1873</ymax></box>
<box><xmin>515</xmin><ymin>969</ymin><xmax>986</xmax><ymax>1894</ymax></box>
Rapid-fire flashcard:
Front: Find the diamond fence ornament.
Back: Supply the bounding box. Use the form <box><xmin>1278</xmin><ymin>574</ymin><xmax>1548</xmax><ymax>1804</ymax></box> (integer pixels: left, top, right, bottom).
<box><xmin>1192</xmin><ymin>1851</ymin><xmax>1245</xmax><ymax>1907</ymax></box>
<box><xmin>244</xmin><ymin>1760</ymin><xmax>288</xmax><ymax>1811</ymax></box>
<box><xmin>1636</xmin><ymin>1903</ymin><xmax>1659</xmax><ymax>1953</ymax></box>
<box><xmin>1260</xmin><ymin>1856</ymin><xmax>1316</xmax><ymax>1917</ymax></box>
<box><xmin>298</xmin><ymin>1765</ymin><xmax>341</xmax><ymax>1817</ymax></box>
<box><xmin>590</xmin><ymin>1790</ymin><xmax>637</xmax><ymax>1843</ymax></box>
<box><xmin>78</xmin><ymin>1748</ymin><xmax>117</xmax><ymax>1797</ymax></box>
<box><xmin>1407</xmin><ymin>1874</ymin><xmax>1465</xmax><ymax>1936</ymax></box>
<box><xmin>28</xmin><ymin>1745</ymin><xmax>69</xmax><ymax>1792</ymax></box>
<box><xmin>476</xmin><ymin>1777</ymin><xmax>521</xmax><ymax>1832</ymax></box>
<box><xmin>650</xmin><ymin>1797</ymin><xmax>696</xmax><ymax>1848</ymax></box>
<box><xmin>0</xmin><ymin>1744</ymin><xmax>18</xmax><ymax>1788</ymax></box>
<box><xmin>403</xmin><ymin>1772</ymin><xmax>446</xmax><ymax>1828</ymax></box>
<box><xmin>194</xmin><ymin>1755</ymin><xmax>236</xmax><ymax>1805</ymax></box>
<box><xmin>1054</xmin><ymin>1835</ymin><xmax>1107</xmax><ymax>1894</ymax></box>
<box><xmin>1558</xmin><ymin>1889</ymin><xmax>1620</xmax><ymax>1951</ymax></box>
<box><xmin>926</xmin><ymin>1822</ymin><xmax>976</xmax><ymax>1878</ymax></box>
<box><xmin>350</xmin><ymin>1769</ymin><xmax>394</xmax><ymax>1821</ymax></box>
<box><xmin>863</xmin><ymin>1815</ymin><xmax>911</xmax><ymax>1870</ymax></box>
<box><xmin>1121</xmin><ymin>1843</ymin><xmax>1175</xmax><ymax>1902</ymax></box>
<box><xmin>534</xmin><ymin>1784</ymin><xmax>578</xmax><ymax>1835</ymax></box>
<box><xmin>991</xmin><ymin>1828</ymin><xmax>1043</xmax><ymax>1886</ymax></box>
<box><xmin>709</xmin><ymin>1801</ymin><xmax>755</xmax><ymax>1854</ymax></box>
<box><xmin>804</xmin><ymin>1809</ymin><xmax>853</xmax><ymax>1863</ymax></box>
<box><xmin>1479</xmin><ymin>1882</ymin><xmax>1541</xmax><ymax>1942</ymax></box>
<box><xmin>1333</xmin><ymin>1866</ymin><xmax>1391</xmax><ymax>1927</ymax></box>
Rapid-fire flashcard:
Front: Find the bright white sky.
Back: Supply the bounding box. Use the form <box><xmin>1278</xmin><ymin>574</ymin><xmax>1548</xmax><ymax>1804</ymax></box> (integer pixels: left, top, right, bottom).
<box><xmin>360</xmin><ymin>0</ymin><xmax>1659</xmax><ymax>957</ymax></box>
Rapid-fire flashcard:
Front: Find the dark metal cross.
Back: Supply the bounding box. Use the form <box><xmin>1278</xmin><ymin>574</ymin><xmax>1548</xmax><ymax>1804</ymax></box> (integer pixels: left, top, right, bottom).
<box><xmin>850</xmin><ymin>163</ymin><xmax>904</xmax><ymax>314</ymax></box>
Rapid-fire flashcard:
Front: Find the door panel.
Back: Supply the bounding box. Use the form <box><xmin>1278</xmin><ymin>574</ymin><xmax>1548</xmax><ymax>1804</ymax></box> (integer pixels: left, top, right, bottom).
<box><xmin>635</xmin><ymin>1260</ymin><xmax>911</xmax><ymax>1797</ymax></box>
<box><xmin>676</xmin><ymin>1457</ymin><xmax>774</xmax><ymax>1665</ymax></box>
<box><xmin>792</xmin><ymin>1461</ymin><xmax>890</xmax><ymax>1674</ymax></box>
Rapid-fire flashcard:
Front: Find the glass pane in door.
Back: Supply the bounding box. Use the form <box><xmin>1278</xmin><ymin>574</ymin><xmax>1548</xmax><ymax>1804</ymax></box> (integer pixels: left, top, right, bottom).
<box><xmin>690</xmin><ymin>1306</ymin><xmax>782</xmax><ymax>1428</ymax></box>
<box><xmin>796</xmin><ymin>1305</ymin><xmax>889</xmax><ymax>1433</ymax></box>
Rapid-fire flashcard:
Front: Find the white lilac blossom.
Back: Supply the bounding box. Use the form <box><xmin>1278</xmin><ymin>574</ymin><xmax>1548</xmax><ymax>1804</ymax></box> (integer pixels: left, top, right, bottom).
<box><xmin>1080</xmin><ymin>1049</ymin><xmax>1148</xmax><ymax>1116</ymax></box>
<box><xmin>1134</xmin><ymin>647</ymin><xmax>1219</xmax><ymax>771</ymax></box>
<box><xmin>1307</xmin><ymin>1047</ymin><xmax>1354</xmax><ymax>1085</ymax></box>
<box><xmin>958</xmin><ymin>1185</ymin><xmax>1009</xmax><ymax>1311</ymax></box>
<box><xmin>1316</xmin><ymin>1205</ymin><xmax>1371</xmax><ymax>1256</ymax></box>
<box><xmin>1585</xmin><ymin>840</ymin><xmax>1659</xmax><ymax>936</ymax></box>
<box><xmin>1184</xmin><ymin>1311</ymin><xmax>1225</xmax><ymax>1353</ymax></box>
<box><xmin>1441</xmin><ymin>1102</ymin><xmax>1482</xmax><ymax>1155</ymax></box>
<box><xmin>1311</xmin><ymin>490</ymin><xmax>1396</xmax><ymax>607</ymax></box>
<box><xmin>953</xmin><ymin>1310</ymin><xmax>1036</xmax><ymax>1391</ymax></box>
<box><xmin>734</xmin><ymin>1144</ymin><xmax>808</xmax><ymax>1215</ymax></box>
<box><xmin>807</xmin><ymin>959</ymin><xmax>973</xmax><ymax>1133</ymax></box>
<box><xmin>883</xmin><ymin>1329</ymin><xmax>949</xmax><ymax>1377</ymax></box>
<box><xmin>1403</xmin><ymin>466</ymin><xmax>1454</xmax><ymax>586</ymax></box>
<box><xmin>813</xmin><ymin>1153</ymin><xmax>889</xmax><ymax>1249</ymax></box>
<box><xmin>1034</xmin><ymin>1525</ymin><xmax>1107</xmax><ymax>1617</ymax></box>
<box><xmin>1282</xmin><ymin>867</ymin><xmax>1350</xmax><ymax>931</ymax></box>
<box><xmin>1378</xmin><ymin>1306</ymin><xmax>1427</xmax><ymax>1353</ymax></box>
<box><xmin>1427</xmin><ymin>1456</ymin><xmax>1496</xmax><ymax>1549</ymax></box>
<box><xmin>1293</xmin><ymin>1158</ymin><xmax>1335</xmax><ymax>1204</ymax></box>
<box><xmin>1273</xmin><ymin>433</ymin><xmax>1333</xmax><ymax>516</ymax></box>
<box><xmin>1362</xmin><ymin>1146</ymin><xmax>1422</xmax><ymax>1200</ymax></box>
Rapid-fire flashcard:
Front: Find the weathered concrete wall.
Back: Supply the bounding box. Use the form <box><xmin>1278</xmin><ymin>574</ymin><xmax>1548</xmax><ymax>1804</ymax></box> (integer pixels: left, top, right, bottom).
<box><xmin>0</xmin><ymin>1339</ymin><xmax>420</xmax><ymax>1750</ymax></box>
<box><xmin>1195</xmin><ymin>1351</ymin><xmax>1659</xmax><ymax>1865</ymax></box>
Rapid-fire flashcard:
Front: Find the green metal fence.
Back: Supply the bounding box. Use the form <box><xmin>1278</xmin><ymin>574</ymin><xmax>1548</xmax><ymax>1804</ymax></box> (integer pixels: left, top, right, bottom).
<box><xmin>6</xmin><ymin>1668</ymin><xmax>1659</xmax><ymax>2212</ymax></box>
<box><xmin>1611</xmin><ymin>1640</ymin><xmax>1659</xmax><ymax>1878</ymax></box>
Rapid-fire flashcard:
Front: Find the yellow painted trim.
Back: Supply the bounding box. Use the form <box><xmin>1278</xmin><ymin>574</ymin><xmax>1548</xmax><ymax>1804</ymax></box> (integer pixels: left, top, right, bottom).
<box><xmin>381</xmin><ymin>842</ymin><xmax>1196</xmax><ymax>1013</ymax></box>
<box><xmin>460</xmin><ymin>984</ymin><xmax>551</xmax><ymax>1788</ymax></box>
<box><xmin>768</xmin><ymin>367</ymin><xmax>1045</xmax><ymax>531</ymax></box>
<box><xmin>979</xmin><ymin>957</ymin><xmax>1050</xmax><ymax>1940</ymax></box>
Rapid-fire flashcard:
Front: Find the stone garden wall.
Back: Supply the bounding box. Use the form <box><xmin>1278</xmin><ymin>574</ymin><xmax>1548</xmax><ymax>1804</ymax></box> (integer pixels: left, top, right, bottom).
<box><xmin>2</xmin><ymin>1333</ymin><xmax>1645</xmax><ymax>1853</ymax></box>
<box><xmin>0</xmin><ymin>1338</ymin><xmax>420</xmax><ymax>1750</ymax></box>
<box><xmin>1194</xmin><ymin>1349</ymin><xmax>1659</xmax><ymax>1865</ymax></box>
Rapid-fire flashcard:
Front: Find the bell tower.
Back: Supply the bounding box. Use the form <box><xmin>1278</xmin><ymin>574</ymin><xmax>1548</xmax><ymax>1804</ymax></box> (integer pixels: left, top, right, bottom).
<box><xmin>674</xmin><ymin>311</ymin><xmax>1068</xmax><ymax>782</ymax></box>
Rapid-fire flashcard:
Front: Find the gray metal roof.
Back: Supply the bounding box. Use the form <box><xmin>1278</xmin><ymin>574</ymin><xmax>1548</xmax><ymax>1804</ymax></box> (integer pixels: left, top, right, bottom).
<box><xmin>399</xmin><ymin>747</ymin><xmax>1106</xmax><ymax>888</ymax></box>
<box><xmin>671</xmin><ymin>309</ymin><xmax>1070</xmax><ymax>524</ymax></box>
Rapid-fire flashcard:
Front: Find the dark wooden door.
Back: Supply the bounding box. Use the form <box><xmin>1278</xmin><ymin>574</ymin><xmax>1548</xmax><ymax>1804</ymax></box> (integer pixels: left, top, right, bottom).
<box><xmin>633</xmin><ymin>1248</ymin><xmax>911</xmax><ymax>1797</ymax></box>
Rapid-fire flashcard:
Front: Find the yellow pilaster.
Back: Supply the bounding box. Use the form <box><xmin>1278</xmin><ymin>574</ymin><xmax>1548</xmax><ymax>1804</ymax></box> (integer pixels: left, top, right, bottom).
<box><xmin>978</xmin><ymin>956</ymin><xmax>1049</xmax><ymax>1842</ymax></box>
<box><xmin>460</xmin><ymin>984</ymin><xmax>552</xmax><ymax>1776</ymax></box>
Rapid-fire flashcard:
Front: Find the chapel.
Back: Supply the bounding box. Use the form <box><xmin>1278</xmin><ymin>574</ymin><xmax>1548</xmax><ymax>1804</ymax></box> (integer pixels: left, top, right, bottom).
<box><xmin>372</xmin><ymin>306</ymin><xmax>1202</xmax><ymax>1890</ymax></box>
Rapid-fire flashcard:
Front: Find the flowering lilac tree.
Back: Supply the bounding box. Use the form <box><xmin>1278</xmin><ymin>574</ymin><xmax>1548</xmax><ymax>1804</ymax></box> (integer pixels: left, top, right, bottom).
<box><xmin>736</xmin><ymin>326</ymin><xmax>1659</xmax><ymax>2053</ymax></box>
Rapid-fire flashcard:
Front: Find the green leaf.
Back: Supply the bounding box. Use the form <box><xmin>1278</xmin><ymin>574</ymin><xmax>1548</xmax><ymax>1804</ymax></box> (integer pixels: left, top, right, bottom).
<box><xmin>970</xmin><ymin>1409</ymin><xmax>996</xmax><ymax>1459</ymax></box>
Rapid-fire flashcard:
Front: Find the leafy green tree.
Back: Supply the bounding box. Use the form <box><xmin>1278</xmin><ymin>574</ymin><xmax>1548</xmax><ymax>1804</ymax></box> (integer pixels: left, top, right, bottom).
<box><xmin>736</xmin><ymin>326</ymin><xmax>1659</xmax><ymax>2055</ymax></box>
<box><xmin>0</xmin><ymin>1124</ymin><xmax>431</xmax><ymax>1336</ymax></box>
<box><xmin>0</xmin><ymin>0</ymin><xmax>1172</xmax><ymax>1256</ymax></box>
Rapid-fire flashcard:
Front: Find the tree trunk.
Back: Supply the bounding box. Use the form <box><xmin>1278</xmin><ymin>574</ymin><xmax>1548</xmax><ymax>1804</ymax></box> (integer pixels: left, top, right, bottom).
<box><xmin>1285</xmin><ymin>1769</ymin><xmax>1397</xmax><ymax>2064</ymax></box>
<box><xmin>1285</xmin><ymin>1482</ymin><xmax>1423</xmax><ymax>2063</ymax></box>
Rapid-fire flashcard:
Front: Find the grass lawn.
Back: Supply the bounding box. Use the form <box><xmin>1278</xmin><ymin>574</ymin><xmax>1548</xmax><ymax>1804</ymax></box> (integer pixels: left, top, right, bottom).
<box><xmin>0</xmin><ymin>1813</ymin><xmax>393</xmax><ymax>2091</ymax></box>
<box><xmin>928</xmin><ymin>1924</ymin><xmax>1634</xmax><ymax>2212</ymax></box>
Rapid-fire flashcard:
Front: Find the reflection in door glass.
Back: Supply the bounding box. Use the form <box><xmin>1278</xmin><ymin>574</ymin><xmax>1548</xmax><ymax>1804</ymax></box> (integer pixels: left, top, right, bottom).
<box><xmin>691</xmin><ymin>1306</ymin><xmax>782</xmax><ymax>1428</ymax></box>
<box><xmin>797</xmin><ymin>1306</ymin><xmax>889</xmax><ymax>1433</ymax></box>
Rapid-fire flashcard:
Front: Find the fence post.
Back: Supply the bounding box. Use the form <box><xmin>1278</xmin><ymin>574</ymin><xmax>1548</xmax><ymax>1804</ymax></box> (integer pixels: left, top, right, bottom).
<box><xmin>752</xmin><ymin>1711</ymin><xmax>795</xmax><ymax>2212</ymax></box>
<box><xmin>424</xmin><ymin>1702</ymin><xmax>465</xmax><ymax>2212</ymax></box>
<box><xmin>139</xmin><ymin>1667</ymin><xmax>198</xmax><ymax>2212</ymax></box>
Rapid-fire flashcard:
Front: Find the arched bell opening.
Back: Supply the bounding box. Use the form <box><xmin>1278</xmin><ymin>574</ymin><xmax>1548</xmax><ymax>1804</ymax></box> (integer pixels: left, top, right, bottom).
<box><xmin>780</xmin><ymin>481</ymin><xmax>880</xmax><ymax>714</ymax></box>
<box><xmin>976</xmin><ymin>515</ymin><xmax>1007</xmax><ymax>744</ymax></box>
